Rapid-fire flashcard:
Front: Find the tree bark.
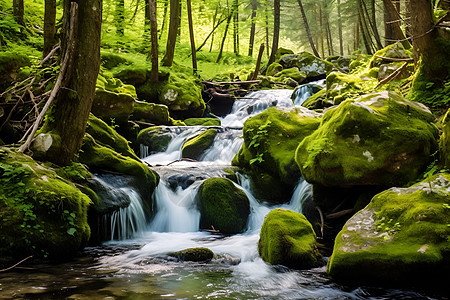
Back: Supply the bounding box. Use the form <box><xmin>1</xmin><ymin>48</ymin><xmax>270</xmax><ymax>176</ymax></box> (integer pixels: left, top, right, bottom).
<box><xmin>369</xmin><ymin>0</ymin><xmax>383</xmax><ymax>49</ymax></box>
<box><xmin>162</xmin><ymin>0</ymin><xmax>180</xmax><ymax>67</ymax></box>
<box><xmin>409</xmin><ymin>0</ymin><xmax>449</xmax><ymax>79</ymax></box>
<box><xmin>209</xmin><ymin>4</ymin><xmax>219</xmax><ymax>52</ymax></box>
<box><xmin>43</xmin><ymin>0</ymin><xmax>57</xmax><ymax>58</ymax></box>
<box><xmin>198</xmin><ymin>16</ymin><xmax>226</xmax><ymax>53</ymax></box>
<box><xmin>325</xmin><ymin>10</ymin><xmax>334</xmax><ymax>56</ymax></box>
<box><xmin>13</xmin><ymin>0</ymin><xmax>24</xmax><ymax>26</ymax></box>
<box><xmin>248</xmin><ymin>0</ymin><xmax>257</xmax><ymax>56</ymax></box>
<box><xmin>297</xmin><ymin>0</ymin><xmax>321</xmax><ymax>57</ymax></box>
<box><xmin>265</xmin><ymin>3</ymin><xmax>270</xmax><ymax>58</ymax></box>
<box><xmin>216</xmin><ymin>5</ymin><xmax>236</xmax><ymax>63</ymax></box>
<box><xmin>319</xmin><ymin>5</ymin><xmax>324</xmax><ymax>58</ymax></box>
<box><xmin>337</xmin><ymin>0</ymin><xmax>344</xmax><ymax>56</ymax></box>
<box><xmin>359</xmin><ymin>0</ymin><xmax>374</xmax><ymax>54</ymax></box>
<box><xmin>252</xmin><ymin>43</ymin><xmax>265</xmax><ymax>80</ymax></box>
<box><xmin>233</xmin><ymin>0</ymin><xmax>239</xmax><ymax>55</ymax></box>
<box><xmin>383</xmin><ymin>0</ymin><xmax>409</xmax><ymax>47</ymax></box>
<box><xmin>148</xmin><ymin>0</ymin><xmax>159</xmax><ymax>82</ymax></box>
<box><xmin>268</xmin><ymin>0</ymin><xmax>280</xmax><ymax>65</ymax></box>
<box><xmin>159</xmin><ymin>0</ymin><xmax>169</xmax><ymax>40</ymax></box>
<box><xmin>42</xmin><ymin>0</ymin><xmax>102</xmax><ymax>165</ymax></box>
<box><xmin>186</xmin><ymin>0</ymin><xmax>197</xmax><ymax>73</ymax></box>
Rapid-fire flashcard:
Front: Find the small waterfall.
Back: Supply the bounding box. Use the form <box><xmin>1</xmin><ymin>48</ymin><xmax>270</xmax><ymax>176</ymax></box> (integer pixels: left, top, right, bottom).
<box><xmin>287</xmin><ymin>178</ymin><xmax>312</xmax><ymax>213</ymax></box>
<box><xmin>292</xmin><ymin>83</ymin><xmax>323</xmax><ymax>106</ymax></box>
<box><xmin>108</xmin><ymin>189</ymin><xmax>147</xmax><ymax>240</ymax></box>
<box><xmin>200</xmin><ymin>128</ymin><xmax>243</xmax><ymax>163</ymax></box>
<box><xmin>149</xmin><ymin>181</ymin><xmax>200</xmax><ymax>233</ymax></box>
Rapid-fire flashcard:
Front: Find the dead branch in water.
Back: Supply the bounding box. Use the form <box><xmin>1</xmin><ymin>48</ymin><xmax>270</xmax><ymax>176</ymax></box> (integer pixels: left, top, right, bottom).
<box><xmin>0</xmin><ymin>256</ymin><xmax>33</xmax><ymax>273</ymax></box>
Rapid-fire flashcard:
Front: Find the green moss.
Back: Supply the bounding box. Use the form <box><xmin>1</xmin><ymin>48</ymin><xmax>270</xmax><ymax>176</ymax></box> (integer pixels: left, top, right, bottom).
<box><xmin>86</xmin><ymin>114</ymin><xmax>140</xmax><ymax>161</ymax></box>
<box><xmin>55</xmin><ymin>163</ymin><xmax>92</xmax><ymax>184</ymax></box>
<box><xmin>273</xmin><ymin>67</ymin><xmax>306</xmax><ymax>84</ymax></box>
<box><xmin>275</xmin><ymin>48</ymin><xmax>294</xmax><ymax>62</ymax></box>
<box><xmin>181</xmin><ymin>129</ymin><xmax>218</xmax><ymax>160</ymax></box>
<box><xmin>168</xmin><ymin>247</ymin><xmax>214</xmax><ymax>262</ymax></box>
<box><xmin>132</xmin><ymin>100</ymin><xmax>172</xmax><ymax>125</ymax></box>
<box><xmin>233</xmin><ymin>107</ymin><xmax>321</xmax><ymax>187</ymax></box>
<box><xmin>296</xmin><ymin>91</ymin><xmax>438</xmax><ymax>187</ymax></box>
<box><xmin>327</xmin><ymin>173</ymin><xmax>450</xmax><ymax>284</ymax></box>
<box><xmin>258</xmin><ymin>208</ymin><xmax>322</xmax><ymax>269</ymax></box>
<box><xmin>0</xmin><ymin>148</ymin><xmax>91</xmax><ymax>260</ymax></box>
<box><xmin>266</xmin><ymin>62</ymin><xmax>283</xmax><ymax>76</ymax></box>
<box><xmin>137</xmin><ymin>126</ymin><xmax>173</xmax><ymax>154</ymax></box>
<box><xmin>92</xmin><ymin>89</ymin><xmax>135</xmax><ymax>124</ymax></box>
<box><xmin>369</xmin><ymin>42</ymin><xmax>412</xmax><ymax>69</ymax></box>
<box><xmin>198</xmin><ymin>177</ymin><xmax>250</xmax><ymax>234</ymax></box>
<box><xmin>96</xmin><ymin>71</ymin><xmax>137</xmax><ymax>98</ymax></box>
<box><xmin>302</xmin><ymin>89</ymin><xmax>331</xmax><ymax>110</ymax></box>
<box><xmin>184</xmin><ymin>118</ymin><xmax>221</xmax><ymax>126</ymax></box>
<box><xmin>440</xmin><ymin>109</ymin><xmax>450</xmax><ymax>168</ymax></box>
<box><xmin>100</xmin><ymin>51</ymin><xmax>129</xmax><ymax>69</ymax></box>
<box><xmin>348</xmin><ymin>54</ymin><xmax>371</xmax><ymax>74</ymax></box>
<box><xmin>326</xmin><ymin>72</ymin><xmax>365</xmax><ymax>105</ymax></box>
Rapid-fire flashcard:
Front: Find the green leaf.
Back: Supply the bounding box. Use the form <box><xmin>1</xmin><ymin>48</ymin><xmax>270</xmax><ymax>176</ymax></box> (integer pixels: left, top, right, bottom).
<box><xmin>67</xmin><ymin>228</ymin><xmax>76</xmax><ymax>236</ymax></box>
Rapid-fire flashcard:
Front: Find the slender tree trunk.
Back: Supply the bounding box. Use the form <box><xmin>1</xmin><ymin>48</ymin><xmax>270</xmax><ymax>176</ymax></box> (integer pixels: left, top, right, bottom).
<box><xmin>265</xmin><ymin>2</ymin><xmax>270</xmax><ymax>58</ymax></box>
<box><xmin>148</xmin><ymin>0</ymin><xmax>159</xmax><ymax>82</ymax></box>
<box><xmin>404</xmin><ymin>0</ymin><xmax>412</xmax><ymax>39</ymax></box>
<box><xmin>162</xmin><ymin>0</ymin><xmax>180</xmax><ymax>67</ymax></box>
<box><xmin>144</xmin><ymin>0</ymin><xmax>150</xmax><ymax>38</ymax></box>
<box><xmin>216</xmin><ymin>6</ymin><xmax>236</xmax><ymax>63</ymax></box>
<box><xmin>337</xmin><ymin>0</ymin><xmax>344</xmax><ymax>56</ymax></box>
<box><xmin>13</xmin><ymin>0</ymin><xmax>24</xmax><ymax>26</ymax></box>
<box><xmin>383</xmin><ymin>0</ymin><xmax>409</xmax><ymax>47</ymax></box>
<box><xmin>186</xmin><ymin>0</ymin><xmax>197</xmax><ymax>73</ymax></box>
<box><xmin>43</xmin><ymin>0</ymin><xmax>57</xmax><ymax>58</ymax></box>
<box><xmin>369</xmin><ymin>0</ymin><xmax>383</xmax><ymax>49</ymax></box>
<box><xmin>177</xmin><ymin>1</ymin><xmax>182</xmax><ymax>43</ymax></box>
<box><xmin>325</xmin><ymin>10</ymin><xmax>334</xmax><ymax>56</ymax></box>
<box><xmin>268</xmin><ymin>0</ymin><xmax>280</xmax><ymax>65</ymax></box>
<box><xmin>43</xmin><ymin>0</ymin><xmax>102</xmax><ymax>165</ymax></box>
<box><xmin>297</xmin><ymin>0</ymin><xmax>320</xmax><ymax>57</ymax></box>
<box><xmin>248</xmin><ymin>0</ymin><xmax>258</xmax><ymax>56</ymax></box>
<box><xmin>409</xmin><ymin>0</ymin><xmax>449</xmax><ymax>79</ymax></box>
<box><xmin>115</xmin><ymin>0</ymin><xmax>125</xmax><ymax>35</ymax></box>
<box><xmin>210</xmin><ymin>4</ymin><xmax>219</xmax><ymax>52</ymax></box>
<box><xmin>159</xmin><ymin>0</ymin><xmax>169</xmax><ymax>40</ymax></box>
<box><xmin>233</xmin><ymin>0</ymin><xmax>239</xmax><ymax>55</ymax></box>
<box><xmin>358</xmin><ymin>0</ymin><xmax>373</xmax><ymax>54</ymax></box>
<box><xmin>198</xmin><ymin>16</ymin><xmax>226</xmax><ymax>52</ymax></box>
<box><xmin>319</xmin><ymin>5</ymin><xmax>324</xmax><ymax>58</ymax></box>
<box><xmin>355</xmin><ymin>15</ymin><xmax>360</xmax><ymax>52</ymax></box>
<box><xmin>252</xmin><ymin>43</ymin><xmax>265</xmax><ymax>80</ymax></box>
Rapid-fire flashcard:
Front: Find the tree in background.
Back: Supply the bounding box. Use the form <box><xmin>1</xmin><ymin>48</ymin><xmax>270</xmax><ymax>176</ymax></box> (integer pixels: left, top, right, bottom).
<box><xmin>162</xmin><ymin>0</ymin><xmax>181</xmax><ymax>67</ymax></box>
<box><xmin>148</xmin><ymin>0</ymin><xmax>159</xmax><ymax>82</ymax></box>
<box><xmin>187</xmin><ymin>0</ymin><xmax>198</xmax><ymax>73</ymax></box>
<box><xmin>115</xmin><ymin>0</ymin><xmax>125</xmax><ymax>36</ymax></box>
<box><xmin>43</xmin><ymin>0</ymin><xmax>57</xmax><ymax>58</ymax></box>
<box><xmin>248</xmin><ymin>0</ymin><xmax>258</xmax><ymax>56</ymax></box>
<box><xmin>297</xmin><ymin>0</ymin><xmax>320</xmax><ymax>57</ymax></box>
<box><xmin>12</xmin><ymin>0</ymin><xmax>24</xmax><ymax>26</ymax></box>
<box><xmin>268</xmin><ymin>0</ymin><xmax>280</xmax><ymax>65</ymax></box>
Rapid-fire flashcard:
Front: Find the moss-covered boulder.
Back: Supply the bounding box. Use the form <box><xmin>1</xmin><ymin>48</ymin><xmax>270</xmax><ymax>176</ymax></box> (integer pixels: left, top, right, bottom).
<box><xmin>296</xmin><ymin>91</ymin><xmax>438</xmax><ymax>187</ymax></box>
<box><xmin>278</xmin><ymin>52</ymin><xmax>335</xmax><ymax>79</ymax></box>
<box><xmin>184</xmin><ymin>118</ymin><xmax>221</xmax><ymax>126</ymax></box>
<box><xmin>168</xmin><ymin>247</ymin><xmax>214</xmax><ymax>262</ymax></box>
<box><xmin>273</xmin><ymin>68</ymin><xmax>306</xmax><ymax>86</ymax></box>
<box><xmin>348</xmin><ymin>54</ymin><xmax>371</xmax><ymax>74</ymax></box>
<box><xmin>132</xmin><ymin>100</ymin><xmax>172</xmax><ymax>125</ymax></box>
<box><xmin>275</xmin><ymin>47</ymin><xmax>294</xmax><ymax>61</ymax></box>
<box><xmin>91</xmin><ymin>90</ymin><xmax>135</xmax><ymax>124</ymax></box>
<box><xmin>0</xmin><ymin>148</ymin><xmax>91</xmax><ymax>259</ymax></box>
<box><xmin>258</xmin><ymin>208</ymin><xmax>322</xmax><ymax>269</ymax></box>
<box><xmin>440</xmin><ymin>109</ymin><xmax>450</xmax><ymax>167</ymax></box>
<box><xmin>137</xmin><ymin>126</ymin><xmax>174</xmax><ymax>155</ymax></box>
<box><xmin>85</xmin><ymin>114</ymin><xmax>140</xmax><ymax>161</ymax></box>
<box><xmin>301</xmin><ymin>89</ymin><xmax>334</xmax><ymax>110</ymax></box>
<box><xmin>232</xmin><ymin>106</ymin><xmax>321</xmax><ymax>202</ymax></box>
<box><xmin>327</xmin><ymin>56</ymin><xmax>352</xmax><ymax>73</ymax></box>
<box><xmin>326</xmin><ymin>72</ymin><xmax>364</xmax><ymax>105</ymax></box>
<box><xmin>327</xmin><ymin>174</ymin><xmax>450</xmax><ymax>284</ymax></box>
<box><xmin>266</xmin><ymin>62</ymin><xmax>283</xmax><ymax>76</ymax></box>
<box><xmin>369</xmin><ymin>42</ymin><xmax>412</xmax><ymax>69</ymax></box>
<box><xmin>159</xmin><ymin>71</ymin><xmax>205</xmax><ymax>118</ymax></box>
<box><xmin>197</xmin><ymin>177</ymin><xmax>250</xmax><ymax>234</ymax></box>
<box><xmin>181</xmin><ymin>129</ymin><xmax>217</xmax><ymax>160</ymax></box>
<box><xmin>96</xmin><ymin>72</ymin><xmax>137</xmax><ymax>98</ymax></box>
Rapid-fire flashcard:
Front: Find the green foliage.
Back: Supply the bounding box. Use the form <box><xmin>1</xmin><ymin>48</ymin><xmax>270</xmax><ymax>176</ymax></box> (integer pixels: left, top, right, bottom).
<box><xmin>247</xmin><ymin>121</ymin><xmax>271</xmax><ymax>165</ymax></box>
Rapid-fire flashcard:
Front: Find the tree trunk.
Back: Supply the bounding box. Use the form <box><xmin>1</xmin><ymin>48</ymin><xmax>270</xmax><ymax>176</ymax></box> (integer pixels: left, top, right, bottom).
<box><xmin>159</xmin><ymin>0</ymin><xmax>169</xmax><ymax>40</ymax></box>
<box><xmin>297</xmin><ymin>0</ymin><xmax>320</xmax><ymax>57</ymax></box>
<box><xmin>337</xmin><ymin>0</ymin><xmax>344</xmax><ymax>56</ymax></box>
<box><xmin>216</xmin><ymin>6</ymin><xmax>235</xmax><ymax>63</ymax></box>
<box><xmin>233</xmin><ymin>0</ymin><xmax>239</xmax><ymax>55</ymax></box>
<box><xmin>325</xmin><ymin>10</ymin><xmax>334</xmax><ymax>56</ymax></box>
<box><xmin>369</xmin><ymin>0</ymin><xmax>383</xmax><ymax>49</ymax></box>
<box><xmin>44</xmin><ymin>0</ymin><xmax>102</xmax><ymax>165</ymax></box>
<box><xmin>248</xmin><ymin>0</ymin><xmax>257</xmax><ymax>56</ymax></box>
<box><xmin>13</xmin><ymin>0</ymin><xmax>24</xmax><ymax>26</ymax></box>
<box><xmin>268</xmin><ymin>0</ymin><xmax>280</xmax><ymax>65</ymax></box>
<box><xmin>148</xmin><ymin>0</ymin><xmax>159</xmax><ymax>82</ymax></box>
<box><xmin>177</xmin><ymin>1</ymin><xmax>182</xmax><ymax>43</ymax></box>
<box><xmin>383</xmin><ymin>0</ymin><xmax>410</xmax><ymax>48</ymax></box>
<box><xmin>43</xmin><ymin>0</ymin><xmax>57</xmax><ymax>58</ymax></box>
<box><xmin>162</xmin><ymin>0</ymin><xmax>180</xmax><ymax>67</ymax></box>
<box><xmin>319</xmin><ymin>5</ymin><xmax>324</xmax><ymax>58</ymax></box>
<box><xmin>209</xmin><ymin>4</ymin><xmax>219</xmax><ymax>52</ymax></box>
<box><xmin>409</xmin><ymin>0</ymin><xmax>449</xmax><ymax>80</ymax></box>
<box><xmin>115</xmin><ymin>0</ymin><xmax>125</xmax><ymax>35</ymax></box>
<box><xmin>355</xmin><ymin>15</ymin><xmax>360</xmax><ymax>52</ymax></box>
<box><xmin>359</xmin><ymin>0</ymin><xmax>374</xmax><ymax>54</ymax></box>
<box><xmin>265</xmin><ymin>3</ymin><xmax>270</xmax><ymax>58</ymax></box>
<box><xmin>252</xmin><ymin>43</ymin><xmax>265</xmax><ymax>80</ymax></box>
<box><xmin>186</xmin><ymin>0</ymin><xmax>197</xmax><ymax>73</ymax></box>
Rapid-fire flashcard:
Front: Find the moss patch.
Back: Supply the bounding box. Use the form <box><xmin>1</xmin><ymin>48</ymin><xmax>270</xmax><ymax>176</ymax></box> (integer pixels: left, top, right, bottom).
<box><xmin>258</xmin><ymin>208</ymin><xmax>322</xmax><ymax>269</ymax></box>
<box><xmin>0</xmin><ymin>148</ymin><xmax>91</xmax><ymax>260</ymax></box>
<box><xmin>327</xmin><ymin>173</ymin><xmax>450</xmax><ymax>285</ymax></box>
<box><xmin>197</xmin><ymin>177</ymin><xmax>250</xmax><ymax>234</ymax></box>
<box><xmin>181</xmin><ymin>128</ymin><xmax>218</xmax><ymax>160</ymax></box>
<box><xmin>184</xmin><ymin>118</ymin><xmax>221</xmax><ymax>126</ymax></box>
<box><xmin>132</xmin><ymin>100</ymin><xmax>172</xmax><ymax>125</ymax></box>
<box><xmin>296</xmin><ymin>91</ymin><xmax>438</xmax><ymax>187</ymax></box>
<box><xmin>168</xmin><ymin>247</ymin><xmax>214</xmax><ymax>262</ymax></box>
<box><xmin>440</xmin><ymin>109</ymin><xmax>450</xmax><ymax>167</ymax></box>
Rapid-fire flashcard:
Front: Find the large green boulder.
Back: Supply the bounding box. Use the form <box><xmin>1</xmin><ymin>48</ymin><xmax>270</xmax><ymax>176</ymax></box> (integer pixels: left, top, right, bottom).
<box><xmin>296</xmin><ymin>91</ymin><xmax>438</xmax><ymax>187</ymax></box>
<box><xmin>168</xmin><ymin>247</ymin><xmax>214</xmax><ymax>262</ymax></box>
<box><xmin>327</xmin><ymin>173</ymin><xmax>450</xmax><ymax>284</ymax></box>
<box><xmin>197</xmin><ymin>177</ymin><xmax>250</xmax><ymax>234</ymax></box>
<box><xmin>91</xmin><ymin>90</ymin><xmax>135</xmax><ymax>124</ymax></box>
<box><xmin>86</xmin><ymin>114</ymin><xmax>140</xmax><ymax>161</ymax></box>
<box><xmin>273</xmin><ymin>68</ymin><xmax>306</xmax><ymax>86</ymax></box>
<box><xmin>440</xmin><ymin>109</ymin><xmax>450</xmax><ymax>168</ymax></box>
<box><xmin>0</xmin><ymin>148</ymin><xmax>91</xmax><ymax>259</ymax></box>
<box><xmin>326</xmin><ymin>72</ymin><xmax>364</xmax><ymax>105</ymax></box>
<box><xmin>132</xmin><ymin>100</ymin><xmax>172</xmax><ymax>125</ymax></box>
<box><xmin>232</xmin><ymin>107</ymin><xmax>321</xmax><ymax>195</ymax></box>
<box><xmin>258</xmin><ymin>208</ymin><xmax>322</xmax><ymax>269</ymax></box>
<box><xmin>369</xmin><ymin>42</ymin><xmax>412</xmax><ymax>69</ymax></box>
<box><xmin>278</xmin><ymin>52</ymin><xmax>335</xmax><ymax>79</ymax></box>
<box><xmin>137</xmin><ymin>126</ymin><xmax>174</xmax><ymax>155</ymax></box>
<box><xmin>181</xmin><ymin>129</ymin><xmax>218</xmax><ymax>160</ymax></box>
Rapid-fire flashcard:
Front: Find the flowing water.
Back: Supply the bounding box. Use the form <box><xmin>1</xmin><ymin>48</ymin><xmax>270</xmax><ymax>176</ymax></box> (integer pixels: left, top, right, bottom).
<box><xmin>0</xmin><ymin>86</ymin><xmax>444</xmax><ymax>299</ymax></box>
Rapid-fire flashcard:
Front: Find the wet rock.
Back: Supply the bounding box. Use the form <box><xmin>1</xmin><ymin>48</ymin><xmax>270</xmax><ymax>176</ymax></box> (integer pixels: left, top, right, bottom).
<box><xmin>326</xmin><ymin>56</ymin><xmax>351</xmax><ymax>73</ymax></box>
<box><xmin>278</xmin><ymin>52</ymin><xmax>335</xmax><ymax>80</ymax></box>
<box><xmin>184</xmin><ymin>118</ymin><xmax>221</xmax><ymax>126</ymax></box>
<box><xmin>167</xmin><ymin>174</ymin><xmax>201</xmax><ymax>190</ymax></box>
<box><xmin>168</xmin><ymin>247</ymin><xmax>214</xmax><ymax>262</ymax></box>
<box><xmin>258</xmin><ymin>208</ymin><xmax>323</xmax><ymax>269</ymax></box>
<box><xmin>181</xmin><ymin>128</ymin><xmax>218</xmax><ymax>160</ymax></box>
<box><xmin>327</xmin><ymin>173</ymin><xmax>450</xmax><ymax>285</ymax></box>
<box><xmin>296</xmin><ymin>91</ymin><xmax>438</xmax><ymax>187</ymax></box>
<box><xmin>91</xmin><ymin>90</ymin><xmax>135</xmax><ymax>124</ymax></box>
<box><xmin>137</xmin><ymin>126</ymin><xmax>173</xmax><ymax>155</ymax></box>
<box><xmin>132</xmin><ymin>101</ymin><xmax>172</xmax><ymax>125</ymax></box>
<box><xmin>197</xmin><ymin>177</ymin><xmax>250</xmax><ymax>234</ymax></box>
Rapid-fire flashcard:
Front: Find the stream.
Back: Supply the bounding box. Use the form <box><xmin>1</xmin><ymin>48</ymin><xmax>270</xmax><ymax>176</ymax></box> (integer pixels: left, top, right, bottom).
<box><xmin>0</xmin><ymin>85</ymin><xmax>444</xmax><ymax>299</ymax></box>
